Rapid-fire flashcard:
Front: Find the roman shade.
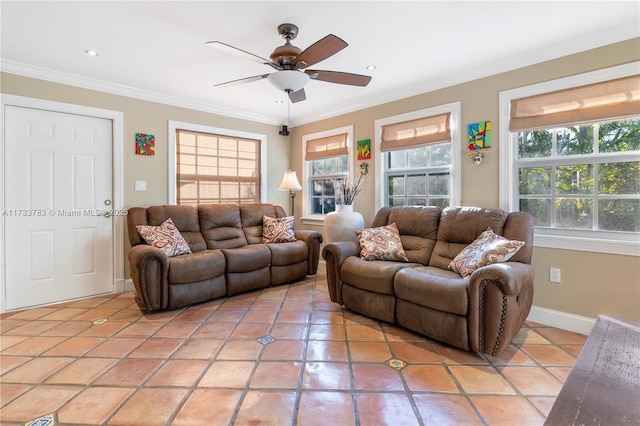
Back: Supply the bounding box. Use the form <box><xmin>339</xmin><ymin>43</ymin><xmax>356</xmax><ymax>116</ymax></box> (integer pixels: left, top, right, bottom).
<box><xmin>509</xmin><ymin>75</ymin><xmax>640</xmax><ymax>131</ymax></box>
<box><xmin>176</xmin><ymin>129</ymin><xmax>261</xmax><ymax>205</ymax></box>
<box><xmin>305</xmin><ymin>133</ymin><xmax>348</xmax><ymax>161</ymax></box>
<box><xmin>380</xmin><ymin>113</ymin><xmax>451</xmax><ymax>152</ymax></box>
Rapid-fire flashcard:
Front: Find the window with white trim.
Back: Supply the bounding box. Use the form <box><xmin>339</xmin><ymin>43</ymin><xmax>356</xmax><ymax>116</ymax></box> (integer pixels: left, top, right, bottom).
<box><xmin>499</xmin><ymin>63</ymin><xmax>640</xmax><ymax>255</ymax></box>
<box><xmin>168</xmin><ymin>121</ymin><xmax>267</xmax><ymax>205</ymax></box>
<box><xmin>374</xmin><ymin>103</ymin><xmax>461</xmax><ymax>211</ymax></box>
<box><xmin>301</xmin><ymin>125</ymin><xmax>354</xmax><ymax>222</ymax></box>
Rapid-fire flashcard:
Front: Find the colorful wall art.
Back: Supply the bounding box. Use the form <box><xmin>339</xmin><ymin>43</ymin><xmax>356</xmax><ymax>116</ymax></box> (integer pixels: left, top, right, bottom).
<box><xmin>467</xmin><ymin>121</ymin><xmax>491</xmax><ymax>151</ymax></box>
<box><xmin>357</xmin><ymin>139</ymin><xmax>371</xmax><ymax>160</ymax></box>
<box><xmin>135</xmin><ymin>133</ymin><xmax>155</xmax><ymax>156</ymax></box>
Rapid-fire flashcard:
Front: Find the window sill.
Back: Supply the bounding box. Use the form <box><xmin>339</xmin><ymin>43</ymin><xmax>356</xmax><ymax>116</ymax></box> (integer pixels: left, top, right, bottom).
<box><xmin>534</xmin><ymin>233</ymin><xmax>640</xmax><ymax>256</ymax></box>
<box><xmin>301</xmin><ymin>215</ymin><xmax>326</xmax><ymax>227</ymax></box>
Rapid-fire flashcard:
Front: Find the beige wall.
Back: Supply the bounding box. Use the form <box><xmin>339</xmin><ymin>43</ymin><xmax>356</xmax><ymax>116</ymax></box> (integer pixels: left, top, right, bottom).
<box><xmin>1</xmin><ymin>38</ymin><xmax>638</xmax><ymax>322</ymax></box>
<box><xmin>290</xmin><ymin>38</ymin><xmax>640</xmax><ymax>322</ymax></box>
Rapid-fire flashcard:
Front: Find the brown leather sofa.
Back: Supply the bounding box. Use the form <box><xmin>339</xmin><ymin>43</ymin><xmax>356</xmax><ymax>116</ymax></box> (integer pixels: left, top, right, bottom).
<box><xmin>322</xmin><ymin>206</ymin><xmax>535</xmax><ymax>355</ymax></box>
<box><xmin>127</xmin><ymin>203</ymin><xmax>322</xmax><ymax>311</ymax></box>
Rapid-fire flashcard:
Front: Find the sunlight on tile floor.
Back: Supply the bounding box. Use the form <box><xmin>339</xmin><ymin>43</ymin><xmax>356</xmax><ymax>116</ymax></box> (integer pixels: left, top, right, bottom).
<box><xmin>0</xmin><ymin>265</ymin><xmax>586</xmax><ymax>425</ymax></box>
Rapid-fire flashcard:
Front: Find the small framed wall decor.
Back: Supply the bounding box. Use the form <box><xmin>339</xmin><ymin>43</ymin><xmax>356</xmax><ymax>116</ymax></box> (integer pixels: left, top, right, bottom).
<box><xmin>135</xmin><ymin>133</ymin><xmax>155</xmax><ymax>156</ymax></box>
<box><xmin>357</xmin><ymin>139</ymin><xmax>371</xmax><ymax>160</ymax></box>
<box><xmin>467</xmin><ymin>121</ymin><xmax>491</xmax><ymax>151</ymax></box>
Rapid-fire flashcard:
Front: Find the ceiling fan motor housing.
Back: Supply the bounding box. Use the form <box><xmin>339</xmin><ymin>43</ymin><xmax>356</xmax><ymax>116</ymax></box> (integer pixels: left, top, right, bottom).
<box><xmin>271</xmin><ymin>23</ymin><xmax>302</xmax><ymax>67</ymax></box>
<box><xmin>270</xmin><ymin>44</ymin><xmax>301</xmax><ymax>67</ymax></box>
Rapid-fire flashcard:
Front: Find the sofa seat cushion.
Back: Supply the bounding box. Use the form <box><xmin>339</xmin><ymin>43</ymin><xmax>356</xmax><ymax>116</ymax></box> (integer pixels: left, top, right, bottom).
<box><xmin>394</xmin><ymin>266</ymin><xmax>469</xmax><ymax>316</ymax></box>
<box><xmin>341</xmin><ymin>257</ymin><xmax>421</xmax><ymax>296</ymax></box>
<box><xmin>268</xmin><ymin>240</ymin><xmax>308</xmax><ymax>266</ymax></box>
<box><xmin>222</xmin><ymin>245</ymin><xmax>271</xmax><ymax>273</ymax></box>
<box><xmin>168</xmin><ymin>250</ymin><xmax>226</xmax><ymax>284</ymax></box>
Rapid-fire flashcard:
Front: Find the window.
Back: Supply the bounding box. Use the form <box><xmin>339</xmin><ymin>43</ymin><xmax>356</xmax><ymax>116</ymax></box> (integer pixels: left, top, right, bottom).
<box><xmin>516</xmin><ymin>121</ymin><xmax>639</xmax><ymax>231</ymax></box>
<box><xmin>499</xmin><ymin>62</ymin><xmax>640</xmax><ymax>255</ymax></box>
<box><xmin>374</xmin><ymin>103</ymin><xmax>461</xmax><ymax>211</ymax></box>
<box><xmin>301</xmin><ymin>126</ymin><xmax>353</xmax><ymax>223</ymax></box>
<box><xmin>168</xmin><ymin>121</ymin><xmax>266</xmax><ymax>205</ymax></box>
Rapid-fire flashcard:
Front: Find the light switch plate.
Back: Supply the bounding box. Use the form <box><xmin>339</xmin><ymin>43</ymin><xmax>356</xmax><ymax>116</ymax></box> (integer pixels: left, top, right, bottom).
<box><xmin>135</xmin><ymin>180</ymin><xmax>147</xmax><ymax>191</ymax></box>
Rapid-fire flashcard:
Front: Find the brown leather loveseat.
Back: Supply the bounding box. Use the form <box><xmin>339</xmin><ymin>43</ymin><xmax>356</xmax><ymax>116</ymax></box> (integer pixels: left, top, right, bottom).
<box><xmin>322</xmin><ymin>206</ymin><xmax>534</xmax><ymax>355</ymax></box>
<box><xmin>127</xmin><ymin>203</ymin><xmax>322</xmax><ymax>311</ymax></box>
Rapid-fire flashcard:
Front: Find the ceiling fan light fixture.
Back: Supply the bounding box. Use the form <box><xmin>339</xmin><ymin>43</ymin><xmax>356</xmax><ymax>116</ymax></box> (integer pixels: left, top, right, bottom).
<box><xmin>268</xmin><ymin>70</ymin><xmax>310</xmax><ymax>92</ymax></box>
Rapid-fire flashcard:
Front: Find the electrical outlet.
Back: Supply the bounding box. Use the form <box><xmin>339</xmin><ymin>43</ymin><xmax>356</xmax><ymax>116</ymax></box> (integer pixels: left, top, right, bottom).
<box><xmin>550</xmin><ymin>267</ymin><xmax>561</xmax><ymax>283</ymax></box>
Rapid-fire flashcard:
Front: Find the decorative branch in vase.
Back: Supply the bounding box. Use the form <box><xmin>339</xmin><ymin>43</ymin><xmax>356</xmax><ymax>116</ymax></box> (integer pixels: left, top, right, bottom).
<box><xmin>338</xmin><ymin>172</ymin><xmax>366</xmax><ymax>205</ymax></box>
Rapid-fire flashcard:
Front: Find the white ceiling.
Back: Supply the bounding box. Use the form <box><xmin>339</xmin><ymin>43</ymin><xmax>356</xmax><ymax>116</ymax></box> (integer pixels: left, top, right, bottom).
<box><xmin>1</xmin><ymin>1</ymin><xmax>639</xmax><ymax>127</ymax></box>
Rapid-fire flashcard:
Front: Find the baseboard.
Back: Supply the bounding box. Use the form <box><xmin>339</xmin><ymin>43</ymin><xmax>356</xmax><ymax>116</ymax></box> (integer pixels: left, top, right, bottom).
<box><xmin>527</xmin><ymin>305</ymin><xmax>597</xmax><ymax>336</ymax></box>
<box><xmin>115</xmin><ymin>278</ymin><xmax>135</xmax><ymax>293</ymax></box>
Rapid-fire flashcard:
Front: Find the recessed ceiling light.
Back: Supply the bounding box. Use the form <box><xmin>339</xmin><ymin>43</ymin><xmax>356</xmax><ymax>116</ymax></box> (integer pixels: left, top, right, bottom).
<box><xmin>275</xmin><ymin>100</ymin><xmax>284</xmax><ymax>104</ymax></box>
<box><xmin>84</xmin><ymin>49</ymin><xmax>99</xmax><ymax>57</ymax></box>
<box><xmin>366</xmin><ymin>65</ymin><xmax>376</xmax><ymax>70</ymax></box>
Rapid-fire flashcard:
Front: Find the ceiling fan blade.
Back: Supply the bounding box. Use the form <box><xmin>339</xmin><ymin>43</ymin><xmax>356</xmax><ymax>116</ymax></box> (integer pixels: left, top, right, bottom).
<box><xmin>306</xmin><ymin>70</ymin><xmax>372</xmax><ymax>87</ymax></box>
<box><xmin>214</xmin><ymin>74</ymin><xmax>270</xmax><ymax>87</ymax></box>
<box><xmin>288</xmin><ymin>88</ymin><xmax>306</xmax><ymax>103</ymax></box>
<box><xmin>292</xmin><ymin>34</ymin><xmax>347</xmax><ymax>69</ymax></box>
<box><xmin>206</xmin><ymin>41</ymin><xmax>280</xmax><ymax>69</ymax></box>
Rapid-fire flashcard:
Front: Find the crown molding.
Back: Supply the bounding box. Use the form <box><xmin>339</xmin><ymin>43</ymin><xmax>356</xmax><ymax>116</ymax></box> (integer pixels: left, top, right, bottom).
<box><xmin>0</xmin><ymin>60</ymin><xmax>283</xmax><ymax>126</ymax></box>
<box><xmin>2</xmin><ymin>20</ymin><xmax>638</xmax><ymax>129</ymax></box>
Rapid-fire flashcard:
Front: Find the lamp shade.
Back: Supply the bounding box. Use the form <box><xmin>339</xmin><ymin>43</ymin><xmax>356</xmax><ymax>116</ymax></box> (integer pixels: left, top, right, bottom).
<box><xmin>268</xmin><ymin>70</ymin><xmax>310</xmax><ymax>92</ymax></box>
<box><xmin>279</xmin><ymin>169</ymin><xmax>302</xmax><ymax>191</ymax></box>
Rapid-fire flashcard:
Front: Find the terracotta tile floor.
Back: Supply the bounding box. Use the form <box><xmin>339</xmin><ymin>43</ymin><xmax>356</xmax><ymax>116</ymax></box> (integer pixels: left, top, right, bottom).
<box><xmin>0</xmin><ymin>265</ymin><xmax>586</xmax><ymax>425</ymax></box>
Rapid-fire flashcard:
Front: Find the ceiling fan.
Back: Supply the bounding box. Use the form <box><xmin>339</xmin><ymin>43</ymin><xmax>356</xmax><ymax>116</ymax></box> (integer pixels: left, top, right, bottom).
<box><xmin>206</xmin><ymin>23</ymin><xmax>372</xmax><ymax>103</ymax></box>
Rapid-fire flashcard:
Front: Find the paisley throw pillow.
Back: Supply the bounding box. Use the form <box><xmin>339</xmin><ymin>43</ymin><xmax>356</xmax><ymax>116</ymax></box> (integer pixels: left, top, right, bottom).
<box><xmin>136</xmin><ymin>218</ymin><xmax>192</xmax><ymax>257</ymax></box>
<box><xmin>449</xmin><ymin>227</ymin><xmax>524</xmax><ymax>278</ymax></box>
<box><xmin>262</xmin><ymin>215</ymin><xmax>297</xmax><ymax>243</ymax></box>
<box><xmin>355</xmin><ymin>222</ymin><xmax>409</xmax><ymax>262</ymax></box>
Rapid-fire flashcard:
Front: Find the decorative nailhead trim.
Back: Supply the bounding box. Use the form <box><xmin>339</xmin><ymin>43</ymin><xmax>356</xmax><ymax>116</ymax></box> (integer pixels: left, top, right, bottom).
<box><xmin>479</xmin><ymin>281</ymin><xmax>486</xmax><ymax>352</ymax></box>
<box><xmin>479</xmin><ymin>279</ymin><xmax>509</xmax><ymax>356</ymax></box>
<box><xmin>140</xmin><ymin>257</ymin><xmax>161</xmax><ymax>311</ymax></box>
<box><xmin>493</xmin><ymin>292</ymin><xmax>508</xmax><ymax>356</ymax></box>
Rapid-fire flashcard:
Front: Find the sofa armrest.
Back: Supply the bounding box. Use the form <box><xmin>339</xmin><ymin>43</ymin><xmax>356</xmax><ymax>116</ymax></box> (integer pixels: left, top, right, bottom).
<box><xmin>467</xmin><ymin>262</ymin><xmax>535</xmax><ymax>355</ymax></box>
<box><xmin>321</xmin><ymin>241</ymin><xmax>361</xmax><ymax>305</ymax></box>
<box><xmin>294</xmin><ymin>230</ymin><xmax>324</xmax><ymax>275</ymax></box>
<box><xmin>128</xmin><ymin>245</ymin><xmax>170</xmax><ymax>311</ymax></box>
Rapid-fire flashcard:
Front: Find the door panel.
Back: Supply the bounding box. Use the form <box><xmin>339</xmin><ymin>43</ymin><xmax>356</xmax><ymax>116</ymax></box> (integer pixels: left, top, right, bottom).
<box><xmin>4</xmin><ymin>106</ymin><xmax>114</xmax><ymax>310</ymax></box>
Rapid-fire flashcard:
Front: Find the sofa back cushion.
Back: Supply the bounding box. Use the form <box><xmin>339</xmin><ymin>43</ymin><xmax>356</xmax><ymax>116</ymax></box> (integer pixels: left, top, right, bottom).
<box><xmin>127</xmin><ymin>207</ymin><xmax>149</xmax><ymax>246</ymax></box>
<box><xmin>429</xmin><ymin>207</ymin><xmax>510</xmax><ymax>269</ymax></box>
<box><xmin>198</xmin><ymin>204</ymin><xmax>247</xmax><ymax>249</ymax></box>
<box><xmin>502</xmin><ymin>211</ymin><xmax>535</xmax><ymax>264</ymax></box>
<box><xmin>241</xmin><ymin>203</ymin><xmax>287</xmax><ymax>244</ymax></box>
<box><xmin>371</xmin><ymin>206</ymin><xmax>441</xmax><ymax>265</ymax></box>
<box><xmin>146</xmin><ymin>205</ymin><xmax>207</xmax><ymax>252</ymax></box>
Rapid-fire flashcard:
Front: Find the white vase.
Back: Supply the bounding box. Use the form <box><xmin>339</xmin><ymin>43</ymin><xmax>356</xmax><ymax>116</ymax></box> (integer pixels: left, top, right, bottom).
<box><xmin>324</xmin><ymin>204</ymin><xmax>365</xmax><ymax>243</ymax></box>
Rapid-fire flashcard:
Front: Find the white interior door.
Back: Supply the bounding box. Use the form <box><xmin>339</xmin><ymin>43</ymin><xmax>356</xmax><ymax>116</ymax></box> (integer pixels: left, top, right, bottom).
<box><xmin>4</xmin><ymin>106</ymin><xmax>114</xmax><ymax>310</ymax></box>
